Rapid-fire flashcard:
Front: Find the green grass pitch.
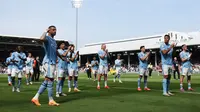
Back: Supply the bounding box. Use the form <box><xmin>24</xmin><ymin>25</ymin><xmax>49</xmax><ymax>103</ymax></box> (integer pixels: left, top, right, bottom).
<box><xmin>0</xmin><ymin>73</ymin><xmax>200</xmax><ymax>112</ymax></box>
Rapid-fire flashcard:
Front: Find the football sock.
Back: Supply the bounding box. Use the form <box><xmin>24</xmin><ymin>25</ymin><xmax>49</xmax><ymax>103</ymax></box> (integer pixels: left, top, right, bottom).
<box><xmin>47</xmin><ymin>80</ymin><xmax>54</xmax><ymax>101</ymax></box>
<box><xmin>137</xmin><ymin>77</ymin><xmax>142</xmax><ymax>88</ymax></box>
<box><xmin>56</xmin><ymin>79</ymin><xmax>61</xmax><ymax>93</ymax></box>
<box><xmin>38</xmin><ymin>80</ymin><xmax>47</xmax><ymax>94</ymax></box>
<box><xmin>33</xmin><ymin>93</ymin><xmax>40</xmax><ymax>99</ymax></box>
<box><xmin>8</xmin><ymin>75</ymin><xmax>11</xmax><ymax>83</ymax></box>
<box><xmin>144</xmin><ymin>78</ymin><xmax>147</xmax><ymax>88</ymax></box>
<box><xmin>11</xmin><ymin>77</ymin><xmax>15</xmax><ymax>87</ymax></box>
<box><xmin>166</xmin><ymin>79</ymin><xmax>170</xmax><ymax>92</ymax></box>
<box><xmin>17</xmin><ymin>78</ymin><xmax>22</xmax><ymax>88</ymax></box>
<box><xmin>188</xmin><ymin>83</ymin><xmax>191</xmax><ymax>89</ymax></box>
<box><xmin>29</xmin><ymin>75</ymin><xmax>32</xmax><ymax>82</ymax></box>
<box><xmin>26</xmin><ymin>77</ymin><xmax>29</xmax><ymax>84</ymax></box>
<box><xmin>180</xmin><ymin>83</ymin><xmax>183</xmax><ymax>89</ymax></box>
<box><xmin>59</xmin><ymin>79</ymin><xmax>64</xmax><ymax>93</ymax></box>
<box><xmin>68</xmin><ymin>80</ymin><xmax>71</xmax><ymax>88</ymax></box>
<box><xmin>162</xmin><ymin>79</ymin><xmax>167</xmax><ymax>94</ymax></box>
<box><xmin>104</xmin><ymin>81</ymin><xmax>107</xmax><ymax>87</ymax></box>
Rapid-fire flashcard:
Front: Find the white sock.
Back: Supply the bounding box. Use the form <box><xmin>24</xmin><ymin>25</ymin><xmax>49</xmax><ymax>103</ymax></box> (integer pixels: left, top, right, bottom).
<box><xmin>49</xmin><ymin>97</ymin><xmax>53</xmax><ymax>101</ymax></box>
<box><xmin>97</xmin><ymin>81</ymin><xmax>100</xmax><ymax>87</ymax></box>
<box><xmin>104</xmin><ymin>81</ymin><xmax>107</xmax><ymax>86</ymax></box>
<box><xmin>33</xmin><ymin>93</ymin><xmax>40</xmax><ymax>99</ymax></box>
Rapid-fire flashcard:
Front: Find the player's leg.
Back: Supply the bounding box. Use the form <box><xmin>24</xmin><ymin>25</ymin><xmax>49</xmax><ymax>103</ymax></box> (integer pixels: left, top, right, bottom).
<box><xmin>16</xmin><ymin>70</ymin><xmax>23</xmax><ymax>92</ymax></box>
<box><xmin>173</xmin><ymin>69</ymin><xmax>176</xmax><ymax>79</ymax></box>
<box><xmin>89</xmin><ymin>70</ymin><xmax>92</xmax><ymax>79</ymax></box>
<box><xmin>11</xmin><ymin>68</ymin><xmax>16</xmax><ymax>92</ymax></box>
<box><xmin>25</xmin><ymin>68</ymin><xmax>30</xmax><ymax>85</ymax></box>
<box><xmin>97</xmin><ymin>74</ymin><xmax>102</xmax><ymax>89</ymax></box>
<box><xmin>56</xmin><ymin>69</ymin><xmax>62</xmax><ymax>97</ymax></box>
<box><xmin>177</xmin><ymin>69</ymin><xmax>180</xmax><ymax>80</ymax></box>
<box><xmin>187</xmin><ymin>75</ymin><xmax>193</xmax><ymax>91</ymax></box>
<box><xmin>144</xmin><ymin>69</ymin><xmax>150</xmax><ymax>90</ymax></box>
<box><xmin>46</xmin><ymin>64</ymin><xmax>59</xmax><ymax>106</ymax></box>
<box><xmin>137</xmin><ymin>68</ymin><xmax>143</xmax><ymax>91</ymax></box>
<box><xmin>187</xmin><ymin>68</ymin><xmax>193</xmax><ymax>91</ymax></box>
<box><xmin>74</xmin><ymin>71</ymin><xmax>81</xmax><ymax>92</ymax></box>
<box><xmin>68</xmin><ymin>69</ymin><xmax>73</xmax><ymax>92</ymax></box>
<box><xmin>31</xmin><ymin>79</ymin><xmax>48</xmax><ymax>106</ymax></box>
<box><xmin>86</xmin><ymin>69</ymin><xmax>90</xmax><ymax>79</ymax></box>
<box><xmin>104</xmin><ymin>66</ymin><xmax>109</xmax><ymax>89</ymax></box>
<box><xmin>31</xmin><ymin>64</ymin><xmax>57</xmax><ymax>106</ymax></box>
<box><xmin>56</xmin><ymin>77</ymin><xmax>62</xmax><ymax>97</ymax></box>
<box><xmin>97</xmin><ymin>66</ymin><xmax>103</xmax><ymax>89</ymax></box>
<box><xmin>93</xmin><ymin>70</ymin><xmax>97</xmax><ymax>81</ymax></box>
<box><xmin>113</xmin><ymin>72</ymin><xmax>117</xmax><ymax>82</ymax></box>
<box><xmin>166</xmin><ymin>66</ymin><xmax>174</xmax><ymax>95</ymax></box>
<box><xmin>47</xmin><ymin>78</ymin><xmax>59</xmax><ymax>106</ymax></box>
<box><xmin>32</xmin><ymin>64</ymin><xmax>48</xmax><ymax>106</ymax></box>
<box><xmin>149</xmin><ymin>69</ymin><xmax>152</xmax><ymax>78</ymax></box>
<box><xmin>29</xmin><ymin>69</ymin><xmax>34</xmax><ymax>84</ymax></box>
<box><xmin>118</xmin><ymin>73</ymin><xmax>122</xmax><ymax>83</ymax></box>
<box><xmin>162</xmin><ymin>65</ymin><xmax>170</xmax><ymax>96</ymax></box>
<box><xmin>59</xmin><ymin>76</ymin><xmax>67</xmax><ymax>96</ymax></box>
<box><xmin>7</xmin><ymin>68</ymin><xmax>12</xmax><ymax>86</ymax></box>
<box><xmin>180</xmin><ymin>67</ymin><xmax>187</xmax><ymax>92</ymax></box>
<box><xmin>104</xmin><ymin>74</ymin><xmax>109</xmax><ymax>89</ymax></box>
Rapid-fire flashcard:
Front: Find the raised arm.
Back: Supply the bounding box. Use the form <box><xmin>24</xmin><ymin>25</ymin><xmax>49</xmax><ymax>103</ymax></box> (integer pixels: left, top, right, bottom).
<box><xmin>57</xmin><ymin>51</ymin><xmax>65</xmax><ymax>61</ymax></box>
<box><xmin>161</xmin><ymin>43</ymin><xmax>176</xmax><ymax>55</ymax></box>
<box><xmin>139</xmin><ymin>52</ymin><xmax>150</xmax><ymax>61</ymax></box>
<box><xmin>18</xmin><ymin>53</ymin><xmax>27</xmax><ymax>61</ymax></box>
<box><xmin>69</xmin><ymin>52</ymin><xmax>79</xmax><ymax>62</ymax></box>
<box><xmin>62</xmin><ymin>47</ymin><xmax>71</xmax><ymax>57</ymax></box>
<box><xmin>40</xmin><ymin>29</ymin><xmax>48</xmax><ymax>42</ymax></box>
<box><xmin>180</xmin><ymin>53</ymin><xmax>192</xmax><ymax>62</ymax></box>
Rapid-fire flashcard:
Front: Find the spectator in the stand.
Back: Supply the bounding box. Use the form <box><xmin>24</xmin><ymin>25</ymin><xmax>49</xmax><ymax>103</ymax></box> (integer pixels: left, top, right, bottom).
<box><xmin>33</xmin><ymin>56</ymin><xmax>41</xmax><ymax>81</ymax></box>
<box><xmin>148</xmin><ymin>63</ymin><xmax>153</xmax><ymax>78</ymax></box>
<box><xmin>172</xmin><ymin>57</ymin><xmax>180</xmax><ymax>80</ymax></box>
<box><xmin>157</xmin><ymin>61</ymin><xmax>162</xmax><ymax>76</ymax></box>
<box><xmin>85</xmin><ymin>61</ymin><xmax>92</xmax><ymax>80</ymax></box>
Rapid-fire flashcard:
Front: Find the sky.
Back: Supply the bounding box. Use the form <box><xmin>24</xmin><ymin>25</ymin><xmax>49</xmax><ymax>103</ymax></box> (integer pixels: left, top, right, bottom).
<box><xmin>0</xmin><ymin>0</ymin><xmax>199</xmax><ymax>49</ymax></box>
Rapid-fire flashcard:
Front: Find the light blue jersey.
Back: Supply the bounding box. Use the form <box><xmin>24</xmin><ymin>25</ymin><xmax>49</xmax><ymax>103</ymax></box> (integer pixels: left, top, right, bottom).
<box><xmin>138</xmin><ymin>52</ymin><xmax>148</xmax><ymax>69</ymax></box>
<box><xmin>69</xmin><ymin>51</ymin><xmax>78</xmax><ymax>70</ymax></box>
<box><xmin>42</xmin><ymin>35</ymin><xmax>57</xmax><ymax>64</ymax></box>
<box><xmin>115</xmin><ymin>59</ymin><xmax>122</xmax><ymax>68</ymax></box>
<box><xmin>26</xmin><ymin>57</ymin><xmax>34</xmax><ymax>68</ymax></box>
<box><xmin>180</xmin><ymin>51</ymin><xmax>191</xmax><ymax>68</ymax></box>
<box><xmin>98</xmin><ymin>49</ymin><xmax>108</xmax><ymax>67</ymax></box>
<box><xmin>6</xmin><ymin>57</ymin><xmax>13</xmax><ymax>69</ymax></box>
<box><xmin>91</xmin><ymin>60</ymin><xmax>99</xmax><ymax>70</ymax></box>
<box><xmin>11</xmin><ymin>51</ymin><xmax>26</xmax><ymax>70</ymax></box>
<box><xmin>160</xmin><ymin>43</ymin><xmax>173</xmax><ymax>65</ymax></box>
<box><xmin>57</xmin><ymin>49</ymin><xmax>68</xmax><ymax>69</ymax></box>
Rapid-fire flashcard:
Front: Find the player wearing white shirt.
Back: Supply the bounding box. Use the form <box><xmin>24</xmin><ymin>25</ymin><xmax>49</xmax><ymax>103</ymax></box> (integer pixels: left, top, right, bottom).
<box><xmin>26</xmin><ymin>53</ymin><xmax>34</xmax><ymax>85</ymax></box>
<box><xmin>113</xmin><ymin>55</ymin><xmax>123</xmax><ymax>83</ymax></box>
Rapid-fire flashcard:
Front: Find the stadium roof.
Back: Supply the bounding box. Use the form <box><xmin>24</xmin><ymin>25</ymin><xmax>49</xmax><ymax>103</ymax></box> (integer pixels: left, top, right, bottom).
<box><xmin>0</xmin><ymin>34</ymin><xmax>70</xmax><ymax>41</ymax></box>
<box><xmin>79</xmin><ymin>31</ymin><xmax>200</xmax><ymax>55</ymax></box>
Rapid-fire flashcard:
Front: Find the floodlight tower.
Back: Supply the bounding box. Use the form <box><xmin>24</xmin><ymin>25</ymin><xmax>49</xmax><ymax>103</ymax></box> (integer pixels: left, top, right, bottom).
<box><xmin>71</xmin><ymin>0</ymin><xmax>83</xmax><ymax>50</ymax></box>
